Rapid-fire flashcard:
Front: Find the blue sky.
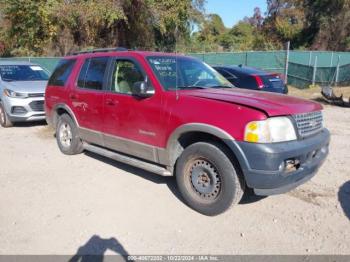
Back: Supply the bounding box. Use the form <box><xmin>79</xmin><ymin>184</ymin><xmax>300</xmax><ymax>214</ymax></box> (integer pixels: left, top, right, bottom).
<box><xmin>205</xmin><ymin>0</ymin><xmax>267</xmax><ymax>28</ymax></box>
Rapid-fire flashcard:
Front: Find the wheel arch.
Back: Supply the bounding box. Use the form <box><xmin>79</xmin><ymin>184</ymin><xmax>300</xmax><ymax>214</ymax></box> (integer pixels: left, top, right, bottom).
<box><xmin>165</xmin><ymin>124</ymin><xmax>249</xmax><ymax>174</ymax></box>
<box><xmin>52</xmin><ymin>104</ymin><xmax>79</xmax><ymax>128</ymax></box>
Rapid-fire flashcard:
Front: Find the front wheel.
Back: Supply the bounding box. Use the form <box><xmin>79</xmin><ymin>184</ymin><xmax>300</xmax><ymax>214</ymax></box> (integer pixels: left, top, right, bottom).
<box><xmin>176</xmin><ymin>142</ymin><xmax>245</xmax><ymax>216</ymax></box>
<box><xmin>0</xmin><ymin>103</ymin><xmax>13</xmax><ymax>128</ymax></box>
<box><xmin>56</xmin><ymin>114</ymin><xmax>84</xmax><ymax>155</ymax></box>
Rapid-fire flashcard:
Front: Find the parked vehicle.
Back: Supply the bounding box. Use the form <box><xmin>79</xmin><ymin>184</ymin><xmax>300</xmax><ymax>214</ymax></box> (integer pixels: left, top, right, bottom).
<box><xmin>213</xmin><ymin>65</ymin><xmax>288</xmax><ymax>94</ymax></box>
<box><xmin>45</xmin><ymin>48</ymin><xmax>330</xmax><ymax>216</ymax></box>
<box><xmin>0</xmin><ymin>61</ymin><xmax>49</xmax><ymax>127</ymax></box>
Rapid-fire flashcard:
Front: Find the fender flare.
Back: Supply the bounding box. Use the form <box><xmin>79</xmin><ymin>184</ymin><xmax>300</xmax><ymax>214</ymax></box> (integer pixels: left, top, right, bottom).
<box><xmin>165</xmin><ymin>123</ymin><xmax>233</xmax><ymax>165</ymax></box>
<box><xmin>52</xmin><ymin>103</ymin><xmax>79</xmax><ymax>128</ymax></box>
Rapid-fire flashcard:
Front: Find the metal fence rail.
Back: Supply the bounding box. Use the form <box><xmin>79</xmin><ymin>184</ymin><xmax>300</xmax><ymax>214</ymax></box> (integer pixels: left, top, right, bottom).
<box><xmin>0</xmin><ymin>57</ymin><xmax>61</xmax><ymax>73</ymax></box>
<box><xmin>1</xmin><ymin>51</ymin><xmax>350</xmax><ymax>88</ymax></box>
<box><xmin>190</xmin><ymin>51</ymin><xmax>350</xmax><ymax>88</ymax></box>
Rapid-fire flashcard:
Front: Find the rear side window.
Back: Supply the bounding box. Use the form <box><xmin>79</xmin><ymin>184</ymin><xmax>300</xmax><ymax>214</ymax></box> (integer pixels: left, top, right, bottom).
<box><xmin>216</xmin><ymin>68</ymin><xmax>231</xmax><ymax>78</ymax></box>
<box><xmin>48</xmin><ymin>59</ymin><xmax>76</xmax><ymax>86</ymax></box>
<box><xmin>78</xmin><ymin>57</ymin><xmax>109</xmax><ymax>90</ymax></box>
<box><xmin>239</xmin><ymin>76</ymin><xmax>258</xmax><ymax>89</ymax></box>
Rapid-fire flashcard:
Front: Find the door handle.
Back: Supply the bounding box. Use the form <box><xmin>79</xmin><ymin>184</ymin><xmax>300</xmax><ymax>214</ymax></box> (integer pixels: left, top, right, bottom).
<box><xmin>106</xmin><ymin>99</ymin><xmax>118</xmax><ymax>106</ymax></box>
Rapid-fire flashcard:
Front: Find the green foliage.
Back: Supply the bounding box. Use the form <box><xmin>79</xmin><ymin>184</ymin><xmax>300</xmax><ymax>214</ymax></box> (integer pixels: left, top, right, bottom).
<box><xmin>0</xmin><ymin>0</ymin><xmax>205</xmax><ymax>55</ymax></box>
<box><xmin>0</xmin><ymin>0</ymin><xmax>56</xmax><ymax>55</ymax></box>
<box><xmin>0</xmin><ymin>0</ymin><xmax>349</xmax><ymax>56</ymax></box>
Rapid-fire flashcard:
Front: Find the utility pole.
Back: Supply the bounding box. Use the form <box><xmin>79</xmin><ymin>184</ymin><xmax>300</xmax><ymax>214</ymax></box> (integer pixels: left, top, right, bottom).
<box><xmin>335</xmin><ymin>55</ymin><xmax>341</xmax><ymax>86</ymax></box>
<box><xmin>312</xmin><ymin>56</ymin><xmax>318</xmax><ymax>86</ymax></box>
<box><xmin>284</xmin><ymin>41</ymin><xmax>290</xmax><ymax>85</ymax></box>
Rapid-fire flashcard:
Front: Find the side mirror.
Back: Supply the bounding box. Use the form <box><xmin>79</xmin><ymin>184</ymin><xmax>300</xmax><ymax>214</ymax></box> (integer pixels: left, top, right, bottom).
<box><xmin>132</xmin><ymin>81</ymin><xmax>154</xmax><ymax>98</ymax></box>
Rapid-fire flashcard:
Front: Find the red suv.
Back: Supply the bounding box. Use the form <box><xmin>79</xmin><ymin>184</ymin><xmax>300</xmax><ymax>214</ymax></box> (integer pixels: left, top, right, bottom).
<box><xmin>45</xmin><ymin>48</ymin><xmax>330</xmax><ymax>216</ymax></box>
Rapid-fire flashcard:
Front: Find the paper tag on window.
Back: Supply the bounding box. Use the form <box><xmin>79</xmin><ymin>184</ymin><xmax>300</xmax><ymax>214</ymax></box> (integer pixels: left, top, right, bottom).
<box><xmin>30</xmin><ymin>66</ymin><xmax>43</xmax><ymax>71</ymax></box>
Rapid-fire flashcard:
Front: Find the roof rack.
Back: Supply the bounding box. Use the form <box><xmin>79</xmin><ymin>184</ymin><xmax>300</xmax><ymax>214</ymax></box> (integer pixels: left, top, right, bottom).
<box><xmin>71</xmin><ymin>47</ymin><xmax>129</xmax><ymax>55</ymax></box>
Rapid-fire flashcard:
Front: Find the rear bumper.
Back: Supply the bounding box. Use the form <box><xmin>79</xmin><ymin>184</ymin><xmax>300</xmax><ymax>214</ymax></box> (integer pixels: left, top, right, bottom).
<box><xmin>229</xmin><ymin>129</ymin><xmax>330</xmax><ymax>196</ymax></box>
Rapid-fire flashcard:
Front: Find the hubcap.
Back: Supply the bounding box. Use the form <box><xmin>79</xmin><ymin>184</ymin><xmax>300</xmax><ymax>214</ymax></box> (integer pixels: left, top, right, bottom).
<box><xmin>189</xmin><ymin>159</ymin><xmax>221</xmax><ymax>200</ymax></box>
<box><xmin>59</xmin><ymin>122</ymin><xmax>73</xmax><ymax>148</ymax></box>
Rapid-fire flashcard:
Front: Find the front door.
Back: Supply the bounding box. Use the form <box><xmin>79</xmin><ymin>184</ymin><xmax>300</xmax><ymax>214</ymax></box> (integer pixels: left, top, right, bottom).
<box><xmin>103</xmin><ymin>57</ymin><xmax>164</xmax><ymax>162</ymax></box>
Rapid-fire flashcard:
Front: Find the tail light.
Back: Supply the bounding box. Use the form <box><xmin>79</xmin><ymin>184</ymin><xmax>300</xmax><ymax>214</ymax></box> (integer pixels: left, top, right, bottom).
<box><xmin>253</xmin><ymin>75</ymin><xmax>264</xmax><ymax>89</ymax></box>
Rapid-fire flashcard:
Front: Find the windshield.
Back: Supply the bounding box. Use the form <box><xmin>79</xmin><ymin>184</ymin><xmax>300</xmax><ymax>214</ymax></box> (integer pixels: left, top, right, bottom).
<box><xmin>0</xmin><ymin>65</ymin><xmax>49</xmax><ymax>81</ymax></box>
<box><xmin>147</xmin><ymin>56</ymin><xmax>233</xmax><ymax>90</ymax></box>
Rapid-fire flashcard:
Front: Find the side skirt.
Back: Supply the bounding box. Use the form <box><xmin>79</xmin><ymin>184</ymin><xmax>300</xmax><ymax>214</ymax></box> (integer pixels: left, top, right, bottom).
<box><xmin>83</xmin><ymin>143</ymin><xmax>172</xmax><ymax>177</ymax></box>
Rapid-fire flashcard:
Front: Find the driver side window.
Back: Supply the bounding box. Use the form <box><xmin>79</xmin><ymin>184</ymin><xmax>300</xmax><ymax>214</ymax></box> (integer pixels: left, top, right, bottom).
<box><xmin>111</xmin><ymin>60</ymin><xmax>148</xmax><ymax>94</ymax></box>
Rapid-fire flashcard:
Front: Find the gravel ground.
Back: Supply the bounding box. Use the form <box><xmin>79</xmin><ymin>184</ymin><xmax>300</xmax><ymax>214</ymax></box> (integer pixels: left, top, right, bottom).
<box><xmin>0</xmin><ymin>105</ymin><xmax>349</xmax><ymax>256</ymax></box>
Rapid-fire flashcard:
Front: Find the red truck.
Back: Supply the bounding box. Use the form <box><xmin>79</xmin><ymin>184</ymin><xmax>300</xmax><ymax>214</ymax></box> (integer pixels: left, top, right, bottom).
<box><xmin>45</xmin><ymin>48</ymin><xmax>330</xmax><ymax>216</ymax></box>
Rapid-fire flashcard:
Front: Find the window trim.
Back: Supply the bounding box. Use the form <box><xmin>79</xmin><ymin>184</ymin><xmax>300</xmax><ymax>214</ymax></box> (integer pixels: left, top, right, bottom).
<box><xmin>105</xmin><ymin>56</ymin><xmax>153</xmax><ymax>96</ymax></box>
<box><xmin>76</xmin><ymin>56</ymin><xmax>111</xmax><ymax>92</ymax></box>
<box><xmin>48</xmin><ymin>58</ymin><xmax>77</xmax><ymax>87</ymax></box>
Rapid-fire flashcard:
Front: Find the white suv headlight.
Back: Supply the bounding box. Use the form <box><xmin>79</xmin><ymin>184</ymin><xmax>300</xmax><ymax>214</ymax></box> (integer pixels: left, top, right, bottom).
<box><xmin>244</xmin><ymin>117</ymin><xmax>297</xmax><ymax>143</ymax></box>
<box><xmin>3</xmin><ymin>89</ymin><xmax>28</xmax><ymax>98</ymax></box>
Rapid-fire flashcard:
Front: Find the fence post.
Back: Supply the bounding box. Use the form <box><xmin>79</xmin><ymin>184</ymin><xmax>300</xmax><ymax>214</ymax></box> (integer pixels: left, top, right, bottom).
<box><xmin>308</xmin><ymin>51</ymin><xmax>312</xmax><ymax>66</ymax></box>
<box><xmin>284</xmin><ymin>41</ymin><xmax>290</xmax><ymax>85</ymax></box>
<box><xmin>335</xmin><ymin>55</ymin><xmax>341</xmax><ymax>86</ymax></box>
<box><xmin>330</xmin><ymin>52</ymin><xmax>334</xmax><ymax>67</ymax></box>
<box><xmin>312</xmin><ymin>56</ymin><xmax>318</xmax><ymax>86</ymax></box>
<box><xmin>245</xmin><ymin>52</ymin><xmax>248</xmax><ymax>66</ymax></box>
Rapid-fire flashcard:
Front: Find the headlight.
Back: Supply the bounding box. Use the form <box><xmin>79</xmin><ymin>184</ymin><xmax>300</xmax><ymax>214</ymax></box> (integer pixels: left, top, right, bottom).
<box><xmin>3</xmin><ymin>89</ymin><xmax>28</xmax><ymax>98</ymax></box>
<box><xmin>244</xmin><ymin>117</ymin><xmax>297</xmax><ymax>143</ymax></box>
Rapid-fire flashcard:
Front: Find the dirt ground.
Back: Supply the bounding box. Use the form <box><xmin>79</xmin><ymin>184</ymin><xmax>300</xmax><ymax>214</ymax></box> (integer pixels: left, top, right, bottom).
<box><xmin>288</xmin><ymin>85</ymin><xmax>350</xmax><ymax>101</ymax></box>
<box><xmin>0</xmin><ymin>94</ymin><xmax>349</xmax><ymax>255</ymax></box>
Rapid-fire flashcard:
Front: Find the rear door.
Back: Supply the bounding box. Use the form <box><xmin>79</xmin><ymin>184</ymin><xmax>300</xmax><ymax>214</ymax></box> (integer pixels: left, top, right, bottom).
<box><xmin>70</xmin><ymin>56</ymin><xmax>109</xmax><ymax>145</ymax></box>
<box><xmin>102</xmin><ymin>56</ymin><xmax>164</xmax><ymax>162</ymax></box>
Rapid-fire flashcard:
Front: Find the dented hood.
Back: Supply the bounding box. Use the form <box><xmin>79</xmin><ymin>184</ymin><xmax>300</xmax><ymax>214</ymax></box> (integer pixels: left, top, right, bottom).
<box><xmin>181</xmin><ymin>88</ymin><xmax>323</xmax><ymax>117</ymax></box>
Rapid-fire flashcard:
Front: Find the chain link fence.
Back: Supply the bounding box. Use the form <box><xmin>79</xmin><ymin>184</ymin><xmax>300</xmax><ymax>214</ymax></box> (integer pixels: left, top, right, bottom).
<box><xmin>190</xmin><ymin>51</ymin><xmax>350</xmax><ymax>88</ymax></box>
<box><xmin>190</xmin><ymin>51</ymin><xmax>287</xmax><ymax>75</ymax></box>
<box><xmin>1</xmin><ymin>51</ymin><xmax>350</xmax><ymax>88</ymax></box>
<box><xmin>0</xmin><ymin>57</ymin><xmax>61</xmax><ymax>73</ymax></box>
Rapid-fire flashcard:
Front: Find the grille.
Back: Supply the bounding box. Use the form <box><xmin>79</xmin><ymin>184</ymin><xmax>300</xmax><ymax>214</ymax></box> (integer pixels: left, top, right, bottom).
<box><xmin>293</xmin><ymin>111</ymin><xmax>323</xmax><ymax>138</ymax></box>
<box><xmin>29</xmin><ymin>100</ymin><xmax>44</xmax><ymax>112</ymax></box>
<box><xmin>28</xmin><ymin>93</ymin><xmax>45</xmax><ymax>98</ymax></box>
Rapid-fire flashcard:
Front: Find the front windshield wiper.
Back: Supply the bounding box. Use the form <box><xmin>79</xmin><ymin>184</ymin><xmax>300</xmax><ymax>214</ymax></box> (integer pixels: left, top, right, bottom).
<box><xmin>208</xmin><ymin>85</ymin><xmax>234</xmax><ymax>89</ymax></box>
<box><xmin>176</xmin><ymin>86</ymin><xmax>209</xmax><ymax>90</ymax></box>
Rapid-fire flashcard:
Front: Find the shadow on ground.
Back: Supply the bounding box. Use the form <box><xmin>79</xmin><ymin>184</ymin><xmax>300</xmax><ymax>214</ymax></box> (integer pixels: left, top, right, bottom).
<box><xmin>239</xmin><ymin>188</ymin><xmax>267</xmax><ymax>205</ymax></box>
<box><xmin>85</xmin><ymin>151</ymin><xmax>183</xmax><ymax>202</ymax></box>
<box><xmin>12</xmin><ymin>120</ymin><xmax>47</xmax><ymax>128</ymax></box>
<box><xmin>85</xmin><ymin>151</ymin><xmax>266</xmax><ymax>209</ymax></box>
<box><xmin>69</xmin><ymin>235</ymin><xmax>129</xmax><ymax>262</ymax></box>
<box><xmin>338</xmin><ymin>181</ymin><xmax>350</xmax><ymax>220</ymax></box>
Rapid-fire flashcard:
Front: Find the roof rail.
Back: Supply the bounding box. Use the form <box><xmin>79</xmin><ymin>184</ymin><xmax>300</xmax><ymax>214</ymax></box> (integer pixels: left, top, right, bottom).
<box><xmin>71</xmin><ymin>47</ymin><xmax>129</xmax><ymax>55</ymax></box>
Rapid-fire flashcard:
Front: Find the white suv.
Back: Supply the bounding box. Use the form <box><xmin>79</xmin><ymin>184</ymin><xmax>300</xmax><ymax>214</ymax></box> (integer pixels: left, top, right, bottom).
<box><xmin>0</xmin><ymin>61</ymin><xmax>49</xmax><ymax>127</ymax></box>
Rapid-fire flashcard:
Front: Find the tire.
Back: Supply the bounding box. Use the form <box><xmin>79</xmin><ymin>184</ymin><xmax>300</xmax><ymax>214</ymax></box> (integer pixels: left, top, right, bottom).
<box><xmin>0</xmin><ymin>102</ymin><xmax>13</xmax><ymax>128</ymax></box>
<box><xmin>176</xmin><ymin>142</ymin><xmax>245</xmax><ymax>216</ymax></box>
<box><xmin>56</xmin><ymin>113</ymin><xmax>84</xmax><ymax>155</ymax></box>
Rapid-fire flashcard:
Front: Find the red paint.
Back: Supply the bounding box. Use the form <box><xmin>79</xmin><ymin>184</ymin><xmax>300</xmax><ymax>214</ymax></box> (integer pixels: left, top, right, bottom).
<box><xmin>46</xmin><ymin>51</ymin><xmax>324</xmax><ymax>148</ymax></box>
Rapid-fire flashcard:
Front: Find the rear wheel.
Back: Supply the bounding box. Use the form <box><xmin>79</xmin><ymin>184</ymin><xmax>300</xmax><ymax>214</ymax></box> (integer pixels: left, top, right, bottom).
<box><xmin>0</xmin><ymin>103</ymin><xmax>13</xmax><ymax>128</ymax></box>
<box><xmin>176</xmin><ymin>142</ymin><xmax>245</xmax><ymax>216</ymax></box>
<box><xmin>56</xmin><ymin>114</ymin><xmax>84</xmax><ymax>155</ymax></box>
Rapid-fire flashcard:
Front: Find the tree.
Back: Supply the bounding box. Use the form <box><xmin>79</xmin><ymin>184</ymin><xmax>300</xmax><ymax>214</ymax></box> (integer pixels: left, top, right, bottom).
<box><xmin>263</xmin><ymin>0</ymin><xmax>305</xmax><ymax>47</ymax></box>
<box><xmin>0</xmin><ymin>0</ymin><xmax>57</xmax><ymax>55</ymax></box>
<box><xmin>244</xmin><ymin>7</ymin><xmax>264</xmax><ymax>28</ymax></box>
<box><xmin>0</xmin><ymin>0</ymin><xmax>205</xmax><ymax>55</ymax></box>
<box><xmin>302</xmin><ymin>0</ymin><xmax>350</xmax><ymax>50</ymax></box>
